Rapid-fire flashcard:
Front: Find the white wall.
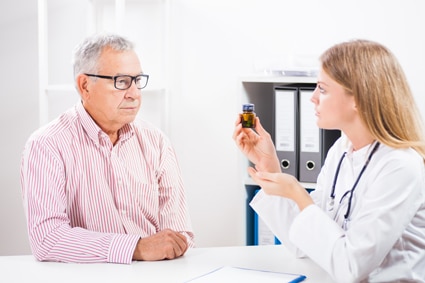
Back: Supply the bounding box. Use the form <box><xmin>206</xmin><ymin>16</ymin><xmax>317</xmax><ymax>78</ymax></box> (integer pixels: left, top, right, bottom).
<box><xmin>1</xmin><ymin>0</ymin><xmax>424</xmax><ymax>255</ymax></box>
<box><xmin>0</xmin><ymin>1</ymin><xmax>37</xmax><ymax>254</ymax></box>
<box><xmin>167</xmin><ymin>0</ymin><xmax>425</xmax><ymax>248</ymax></box>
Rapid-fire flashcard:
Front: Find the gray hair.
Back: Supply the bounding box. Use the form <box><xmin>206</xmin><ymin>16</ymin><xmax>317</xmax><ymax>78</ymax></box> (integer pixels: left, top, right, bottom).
<box><xmin>73</xmin><ymin>34</ymin><xmax>134</xmax><ymax>79</ymax></box>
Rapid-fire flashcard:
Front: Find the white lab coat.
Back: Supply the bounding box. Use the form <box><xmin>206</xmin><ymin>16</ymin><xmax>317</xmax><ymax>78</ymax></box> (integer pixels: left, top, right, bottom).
<box><xmin>250</xmin><ymin>137</ymin><xmax>425</xmax><ymax>282</ymax></box>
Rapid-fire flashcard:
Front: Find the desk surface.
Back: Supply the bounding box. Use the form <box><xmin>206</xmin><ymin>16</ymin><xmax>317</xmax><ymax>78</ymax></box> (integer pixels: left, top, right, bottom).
<box><xmin>0</xmin><ymin>245</ymin><xmax>335</xmax><ymax>283</ymax></box>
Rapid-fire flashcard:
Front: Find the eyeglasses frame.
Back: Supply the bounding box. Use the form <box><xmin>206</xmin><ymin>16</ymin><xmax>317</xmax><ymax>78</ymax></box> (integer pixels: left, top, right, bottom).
<box><xmin>84</xmin><ymin>73</ymin><xmax>149</xmax><ymax>90</ymax></box>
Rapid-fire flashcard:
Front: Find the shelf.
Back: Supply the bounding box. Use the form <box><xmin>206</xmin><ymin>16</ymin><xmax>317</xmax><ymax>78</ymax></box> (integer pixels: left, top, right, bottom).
<box><xmin>143</xmin><ymin>88</ymin><xmax>166</xmax><ymax>95</ymax></box>
<box><xmin>244</xmin><ymin>177</ymin><xmax>316</xmax><ymax>190</ymax></box>
<box><xmin>241</xmin><ymin>75</ymin><xmax>316</xmax><ymax>84</ymax></box>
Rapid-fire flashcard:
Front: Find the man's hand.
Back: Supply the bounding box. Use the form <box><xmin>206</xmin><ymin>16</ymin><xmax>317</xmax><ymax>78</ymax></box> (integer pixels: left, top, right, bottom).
<box><xmin>132</xmin><ymin>229</ymin><xmax>189</xmax><ymax>261</ymax></box>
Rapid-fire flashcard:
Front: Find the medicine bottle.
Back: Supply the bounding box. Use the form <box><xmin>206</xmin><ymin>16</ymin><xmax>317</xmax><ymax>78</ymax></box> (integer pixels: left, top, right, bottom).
<box><xmin>241</xmin><ymin>103</ymin><xmax>256</xmax><ymax>128</ymax></box>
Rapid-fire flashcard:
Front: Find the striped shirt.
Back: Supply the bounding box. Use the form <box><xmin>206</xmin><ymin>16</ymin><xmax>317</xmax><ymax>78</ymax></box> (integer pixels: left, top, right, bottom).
<box><xmin>20</xmin><ymin>102</ymin><xmax>194</xmax><ymax>264</ymax></box>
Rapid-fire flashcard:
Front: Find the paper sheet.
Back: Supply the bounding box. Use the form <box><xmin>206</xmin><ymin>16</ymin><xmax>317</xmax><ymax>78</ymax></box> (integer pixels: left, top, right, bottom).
<box><xmin>185</xmin><ymin>266</ymin><xmax>306</xmax><ymax>282</ymax></box>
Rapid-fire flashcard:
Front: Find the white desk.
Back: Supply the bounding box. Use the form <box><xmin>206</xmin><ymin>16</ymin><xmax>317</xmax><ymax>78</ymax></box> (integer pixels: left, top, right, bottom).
<box><xmin>0</xmin><ymin>245</ymin><xmax>335</xmax><ymax>283</ymax></box>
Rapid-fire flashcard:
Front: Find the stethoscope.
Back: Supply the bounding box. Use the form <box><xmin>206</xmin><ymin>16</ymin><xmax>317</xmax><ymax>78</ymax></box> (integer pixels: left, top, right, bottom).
<box><xmin>327</xmin><ymin>141</ymin><xmax>380</xmax><ymax>228</ymax></box>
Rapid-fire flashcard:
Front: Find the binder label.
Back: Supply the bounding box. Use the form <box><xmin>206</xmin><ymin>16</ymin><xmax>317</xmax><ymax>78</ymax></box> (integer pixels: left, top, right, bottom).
<box><xmin>300</xmin><ymin>89</ymin><xmax>320</xmax><ymax>153</ymax></box>
<box><xmin>275</xmin><ymin>90</ymin><xmax>295</xmax><ymax>152</ymax></box>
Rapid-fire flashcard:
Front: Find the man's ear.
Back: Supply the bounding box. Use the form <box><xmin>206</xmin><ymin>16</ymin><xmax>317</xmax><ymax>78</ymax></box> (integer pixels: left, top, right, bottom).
<box><xmin>76</xmin><ymin>74</ymin><xmax>90</xmax><ymax>100</ymax></box>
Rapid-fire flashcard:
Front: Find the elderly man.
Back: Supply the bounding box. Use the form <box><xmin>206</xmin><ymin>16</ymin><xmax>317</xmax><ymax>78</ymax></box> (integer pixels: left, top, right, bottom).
<box><xmin>21</xmin><ymin>34</ymin><xmax>194</xmax><ymax>264</ymax></box>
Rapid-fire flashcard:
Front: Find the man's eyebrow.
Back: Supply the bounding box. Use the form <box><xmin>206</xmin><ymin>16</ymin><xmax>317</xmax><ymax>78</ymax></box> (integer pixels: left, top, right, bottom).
<box><xmin>115</xmin><ymin>72</ymin><xmax>144</xmax><ymax>76</ymax></box>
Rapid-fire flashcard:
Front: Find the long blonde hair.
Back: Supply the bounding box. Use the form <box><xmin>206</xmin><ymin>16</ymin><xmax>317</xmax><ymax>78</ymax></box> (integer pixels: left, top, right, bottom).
<box><xmin>320</xmin><ymin>39</ymin><xmax>425</xmax><ymax>160</ymax></box>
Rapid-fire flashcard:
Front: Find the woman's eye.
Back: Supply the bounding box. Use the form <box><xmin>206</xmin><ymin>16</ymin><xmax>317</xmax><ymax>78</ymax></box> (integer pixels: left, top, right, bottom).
<box><xmin>318</xmin><ymin>85</ymin><xmax>325</xmax><ymax>94</ymax></box>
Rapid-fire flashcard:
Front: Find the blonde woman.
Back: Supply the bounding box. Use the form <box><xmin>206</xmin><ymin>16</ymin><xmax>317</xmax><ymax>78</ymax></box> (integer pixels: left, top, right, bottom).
<box><xmin>233</xmin><ymin>40</ymin><xmax>425</xmax><ymax>282</ymax></box>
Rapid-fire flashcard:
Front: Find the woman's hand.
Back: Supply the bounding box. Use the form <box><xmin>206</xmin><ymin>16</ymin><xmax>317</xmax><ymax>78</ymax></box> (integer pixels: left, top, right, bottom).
<box><xmin>232</xmin><ymin>116</ymin><xmax>281</xmax><ymax>173</ymax></box>
<box><xmin>248</xmin><ymin>167</ymin><xmax>314</xmax><ymax>211</ymax></box>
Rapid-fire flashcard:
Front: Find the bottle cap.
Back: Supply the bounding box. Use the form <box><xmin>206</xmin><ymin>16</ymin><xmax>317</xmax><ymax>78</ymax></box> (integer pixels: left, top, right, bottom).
<box><xmin>242</xmin><ymin>103</ymin><xmax>254</xmax><ymax>112</ymax></box>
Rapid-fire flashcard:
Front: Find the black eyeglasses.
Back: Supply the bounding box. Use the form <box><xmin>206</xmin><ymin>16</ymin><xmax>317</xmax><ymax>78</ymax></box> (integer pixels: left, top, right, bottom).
<box><xmin>85</xmin><ymin>73</ymin><xmax>149</xmax><ymax>90</ymax></box>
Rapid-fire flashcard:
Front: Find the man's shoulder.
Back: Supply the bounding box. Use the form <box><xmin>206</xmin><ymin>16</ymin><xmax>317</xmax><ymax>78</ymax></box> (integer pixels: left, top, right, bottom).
<box><xmin>132</xmin><ymin>119</ymin><xmax>166</xmax><ymax>137</ymax></box>
<box><xmin>131</xmin><ymin>119</ymin><xmax>172</xmax><ymax>149</ymax></box>
<box><xmin>27</xmin><ymin>107</ymin><xmax>79</xmax><ymax>145</ymax></box>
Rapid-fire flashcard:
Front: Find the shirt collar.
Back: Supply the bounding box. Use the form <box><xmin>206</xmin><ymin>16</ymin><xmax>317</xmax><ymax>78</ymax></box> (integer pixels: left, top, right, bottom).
<box><xmin>346</xmin><ymin>141</ymin><xmax>378</xmax><ymax>167</ymax></box>
<box><xmin>76</xmin><ymin>101</ymin><xmax>135</xmax><ymax>146</ymax></box>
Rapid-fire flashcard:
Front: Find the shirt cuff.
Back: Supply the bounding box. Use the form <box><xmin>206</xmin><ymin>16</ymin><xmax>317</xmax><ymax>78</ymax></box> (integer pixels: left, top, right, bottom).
<box><xmin>108</xmin><ymin>234</ymin><xmax>141</xmax><ymax>264</ymax></box>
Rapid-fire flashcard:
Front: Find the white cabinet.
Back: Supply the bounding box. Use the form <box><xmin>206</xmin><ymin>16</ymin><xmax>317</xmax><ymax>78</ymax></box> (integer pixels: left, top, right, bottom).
<box><xmin>37</xmin><ymin>0</ymin><xmax>170</xmax><ymax>132</ymax></box>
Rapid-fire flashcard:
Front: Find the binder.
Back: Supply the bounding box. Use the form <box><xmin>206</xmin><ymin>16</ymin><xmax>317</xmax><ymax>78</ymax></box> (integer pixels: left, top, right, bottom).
<box><xmin>274</xmin><ymin>87</ymin><xmax>298</xmax><ymax>177</ymax></box>
<box><xmin>298</xmin><ymin>87</ymin><xmax>320</xmax><ymax>183</ymax></box>
<box><xmin>254</xmin><ymin>210</ymin><xmax>281</xmax><ymax>245</ymax></box>
<box><xmin>320</xmin><ymin>129</ymin><xmax>341</xmax><ymax>162</ymax></box>
<box><xmin>298</xmin><ymin>87</ymin><xmax>340</xmax><ymax>183</ymax></box>
<box><xmin>253</xmin><ymin>189</ymin><xmax>281</xmax><ymax>245</ymax></box>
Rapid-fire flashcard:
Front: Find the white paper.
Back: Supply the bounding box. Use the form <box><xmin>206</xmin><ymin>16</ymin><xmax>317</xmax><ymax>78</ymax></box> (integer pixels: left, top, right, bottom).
<box><xmin>275</xmin><ymin>89</ymin><xmax>295</xmax><ymax>151</ymax></box>
<box><xmin>185</xmin><ymin>266</ymin><xmax>306</xmax><ymax>282</ymax></box>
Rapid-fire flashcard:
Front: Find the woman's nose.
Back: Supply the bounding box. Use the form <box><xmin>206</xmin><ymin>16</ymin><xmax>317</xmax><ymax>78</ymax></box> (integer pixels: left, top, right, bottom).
<box><xmin>310</xmin><ymin>86</ymin><xmax>319</xmax><ymax>104</ymax></box>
